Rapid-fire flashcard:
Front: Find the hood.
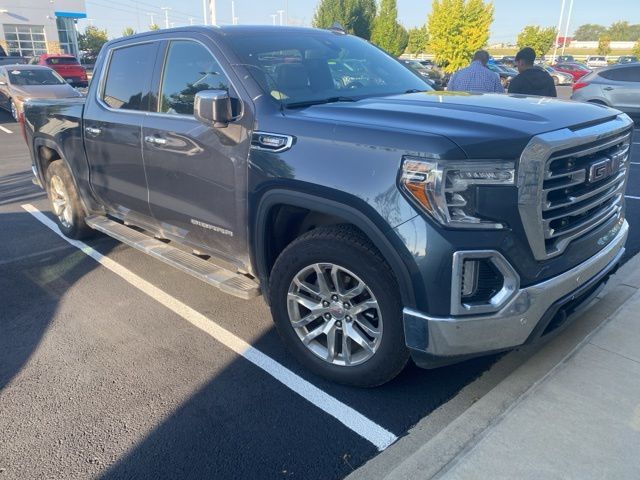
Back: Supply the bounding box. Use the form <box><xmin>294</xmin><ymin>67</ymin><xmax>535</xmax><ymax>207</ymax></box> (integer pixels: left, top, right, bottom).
<box><xmin>286</xmin><ymin>91</ymin><xmax>618</xmax><ymax>159</ymax></box>
<box><xmin>10</xmin><ymin>84</ymin><xmax>82</xmax><ymax>100</ymax></box>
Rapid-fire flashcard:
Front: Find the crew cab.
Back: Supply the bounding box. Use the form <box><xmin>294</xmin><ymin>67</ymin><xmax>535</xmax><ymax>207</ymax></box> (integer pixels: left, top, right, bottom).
<box><xmin>22</xmin><ymin>26</ymin><xmax>634</xmax><ymax>386</ymax></box>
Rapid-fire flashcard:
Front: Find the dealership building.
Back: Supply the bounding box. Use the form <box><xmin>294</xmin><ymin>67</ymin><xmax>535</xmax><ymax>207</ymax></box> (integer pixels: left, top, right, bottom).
<box><xmin>0</xmin><ymin>0</ymin><xmax>86</xmax><ymax>58</ymax></box>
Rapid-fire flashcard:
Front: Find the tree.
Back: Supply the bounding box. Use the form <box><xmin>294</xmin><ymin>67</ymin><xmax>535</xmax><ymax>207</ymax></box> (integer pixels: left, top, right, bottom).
<box><xmin>312</xmin><ymin>0</ymin><xmax>377</xmax><ymax>39</ymax></box>
<box><xmin>516</xmin><ymin>25</ymin><xmax>558</xmax><ymax>58</ymax></box>
<box><xmin>573</xmin><ymin>23</ymin><xmax>606</xmax><ymax>41</ymax></box>
<box><xmin>78</xmin><ymin>26</ymin><xmax>108</xmax><ymax>58</ymax></box>
<box><xmin>122</xmin><ymin>27</ymin><xmax>135</xmax><ymax>37</ymax></box>
<box><xmin>607</xmin><ymin>21</ymin><xmax>631</xmax><ymax>41</ymax></box>
<box><xmin>633</xmin><ymin>39</ymin><xmax>640</xmax><ymax>58</ymax></box>
<box><xmin>598</xmin><ymin>35</ymin><xmax>611</xmax><ymax>56</ymax></box>
<box><xmin>149</xmin><ymin>24</ymin><xmax>160</xmax><ymax>31</ymax></box>
<box><xmin>427</xmin><ymin>0</ymin><xmax>493</xmax><ymax>73</ymax></box>
<box><xmin>406</xmin><ymin>26</ymin><xmax>429</xmax><ymax>55</ymax></box>
<box><xmin>370</xmin><ymin>0</ymin><xmax>407</xmax><ymax>57</ymax></box>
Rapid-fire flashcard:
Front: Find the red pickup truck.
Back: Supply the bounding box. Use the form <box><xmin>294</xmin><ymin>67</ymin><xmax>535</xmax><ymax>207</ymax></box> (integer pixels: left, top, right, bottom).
<box><xmin>29</xmin><ymin>54</ymin><xmax>88</xmax><ymax>88</ymax></box>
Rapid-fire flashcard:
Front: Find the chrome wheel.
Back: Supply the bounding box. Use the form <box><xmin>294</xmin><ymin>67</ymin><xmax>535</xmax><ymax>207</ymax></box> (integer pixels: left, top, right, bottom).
<box><xmin>49</xmin><ymin>174</ymin><xmax>73</xmax><ymax>229</ymax></box>
<box><xmin>287</xmin><ymin>263</ymin><xmax>383</xmax><ymax>366</ymax></box>
<box><xmin>10</xmin><ymin>101</ymin><xmax>17</xmax><ymax>121</ymax></box>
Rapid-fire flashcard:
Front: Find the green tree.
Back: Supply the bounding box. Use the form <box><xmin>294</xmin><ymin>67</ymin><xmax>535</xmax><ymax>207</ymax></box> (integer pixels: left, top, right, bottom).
<box><xmin>312</xmin><ymin>0</ymin><xmax>377</xmax><ymax>39</ymax></box>
<box><xmin>607</xmin><ymin>21</ymin><xmax>631</xmax><ymax>41</ymax></box>
<box><xmin>633</xmin><ymin>39</ymin><xmax>640</xmax><ymax>58</ymax></box>
<box><xmin>516</xmin><ymin>25</ymin><xmax>558</xmax><ymax>58</ymax></box>
<box><xmin>406</xmin><ymin>26</ymin><xmax>429</xmax><ymax>55</ymax></box>
<box><xmin>78</xmin><ymin>26</ymin><xmax>109</xmax><ymax>57</ymax></box>
<box><xmin>370</xmin><ymin>0</ymin><xmax>407</xmax><ymax>56</ymax></box>
<box><xmin>598</xmin><ymin>35</ymin><xmax>611</xmax><ymax>55</ymax></box>
<box><xmin>573</xmin><ymin>23</ymin><xmax>606</xmax><ymax>41</ymax></box>
<box><xmin>122</xmin><ymin>27</ymin><xmax>135</xmax><ymax>37</ymax></box>
<box><xmin>427</xmin><ymin>0</ymin><xmax>493</xmax><ymax>73</ymax></box>
<box><xmin>149</xmin><ymin>24</ymin><xmax>160</xmax><ymax>31</ymax></box>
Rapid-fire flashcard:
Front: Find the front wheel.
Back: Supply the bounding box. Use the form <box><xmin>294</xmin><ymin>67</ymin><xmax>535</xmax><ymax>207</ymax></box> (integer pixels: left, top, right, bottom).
<box><xmin>46</xmin><ymin>160</ymin><xmax>94</xmax><ymax>239</ymax></box>
<box><xmin>10</xmin><ymin>100</ymin><xmax>18</xmax><ymax>121</ymax></box>
<box><xmin>269</xmin><ymin>226</ymin><xmax>409</xmax><ymax>387</ymax></box>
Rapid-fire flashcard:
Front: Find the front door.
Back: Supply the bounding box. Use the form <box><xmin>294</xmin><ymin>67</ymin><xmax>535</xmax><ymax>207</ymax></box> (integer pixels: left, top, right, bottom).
<box><xmin>604</xmin><ymin>66</ymin><xmax>640</xmax><ymax>115</ymax></box>
<box><xmin>84</xmin><ymin>41</ymin><xmax>160</xmax><ymax>217</ymax></box>
<box><xmin>142</xmin><ymin>37</ymin><xmax>251</xmax><ymax>264</ymax></box>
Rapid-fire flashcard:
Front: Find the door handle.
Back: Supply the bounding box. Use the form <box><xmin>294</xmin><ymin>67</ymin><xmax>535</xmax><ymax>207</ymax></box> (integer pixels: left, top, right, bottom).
<box><xmin>85</xmin><ymin>126</ymin><xmax>101</xmax><ymax>135</ymax></box>
<box><xmin>144</xmin><ymin>135</ymin><xmax>167</xmax><ymax>146</ymax></box>
<box><xmin>603</xmin><ymin>87</ymin><xmax>614</xmax><ymax>91</ymax></box>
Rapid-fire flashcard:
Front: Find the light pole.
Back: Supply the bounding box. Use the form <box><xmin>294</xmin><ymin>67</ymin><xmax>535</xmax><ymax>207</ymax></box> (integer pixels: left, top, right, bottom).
<box><xmin>202</xmin><ymin>0</ymin><xmax>208</xmax><ymax>25</ymax></box>
<box><xmin>161</xmin><ymin>7</ymin><xmax>171</xmax><ymax>29</ymax></box>
<box><xmin>561</xmin><ymin>0</ymin><xmax>575</xmax><ymax>56</ymax></box>
<box><xmin>277</xmin><ymin>10</ymin><xmax>284</xmax><ymax>26</ymax></box>
<box><xmin>231</xmin><ymin>1</ymin><xmax>237</xmax><ymax>25</ymax></box>
<box><xmin>551</xmin><ymin>0</ymin><xmax>566</xmax><ymax>63</ymax></box>
<box><xmin>146</xmin><ymin>13</ymin><xmax>155</xmax><ymax>27</ymax></box>
<box><xmin>270</xmin><ymin>14</ymin><xmax>277</xmax><ymax>25</ymax></box>
<box><xmin>210</xmin><ymin>0</ymin><xmax>217</xmax><ymax>26</ymax></box>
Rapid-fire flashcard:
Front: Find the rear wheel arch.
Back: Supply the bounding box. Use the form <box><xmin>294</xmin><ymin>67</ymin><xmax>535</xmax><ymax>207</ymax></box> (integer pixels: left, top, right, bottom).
<box><xmin>252</xmin><ymin>189</ymin><xmax>417</xmax><ymax>309</ymax></box>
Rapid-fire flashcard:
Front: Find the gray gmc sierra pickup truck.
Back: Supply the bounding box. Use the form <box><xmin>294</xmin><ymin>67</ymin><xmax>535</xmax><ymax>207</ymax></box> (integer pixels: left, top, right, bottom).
<box><xmin>22</xmin><ymin>26</ymin><xmax>633</xmax><ymax>386</ymax></box>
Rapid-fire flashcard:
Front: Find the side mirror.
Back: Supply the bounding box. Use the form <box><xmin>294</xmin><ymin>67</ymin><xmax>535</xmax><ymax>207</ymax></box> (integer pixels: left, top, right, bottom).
<box><xmin>0</xmin><ymin>81</ymin><xmax>6</xmax><ymax>86</ymax></box>
<box><xmin>194</xmin><ymin>90</ymin><xmax>233</xmax><ymax>128</ymax></box>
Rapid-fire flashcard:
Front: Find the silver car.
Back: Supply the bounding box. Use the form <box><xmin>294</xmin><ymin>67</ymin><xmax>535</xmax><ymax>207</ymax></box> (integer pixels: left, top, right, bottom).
<box><xmin>571</xmin><ymin>64</ymin><xmax>640</xmax><ymax>118</ymax></box>
<box><xmin>0</xmin><ymin>64</ymin><xmax>82</xmax><ymax>120</ymax></box>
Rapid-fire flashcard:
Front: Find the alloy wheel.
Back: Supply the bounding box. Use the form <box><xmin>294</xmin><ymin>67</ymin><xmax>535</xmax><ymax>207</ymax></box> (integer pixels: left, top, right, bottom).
<box><xmin>49</xmin><ymin>174</ymin><xmax>73</xmax><ymax>229</ymax></box>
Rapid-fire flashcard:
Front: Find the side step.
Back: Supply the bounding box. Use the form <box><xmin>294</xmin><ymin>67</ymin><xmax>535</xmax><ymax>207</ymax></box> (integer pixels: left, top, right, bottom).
<box><xmin>86</xmin><ymin>215</ymin><xmax>261</xmax><ymax>300</ymax></box>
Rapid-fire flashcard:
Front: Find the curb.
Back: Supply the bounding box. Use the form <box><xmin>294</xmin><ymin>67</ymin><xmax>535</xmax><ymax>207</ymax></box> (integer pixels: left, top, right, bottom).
<box><xmin>348</xmin><ymin>252</ymin><xmax>640</xmax><ymax>480</ymax></box>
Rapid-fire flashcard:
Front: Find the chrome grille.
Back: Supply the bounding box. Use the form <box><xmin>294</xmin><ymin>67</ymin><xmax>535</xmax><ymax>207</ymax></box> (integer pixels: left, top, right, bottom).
<box><xmin>517</xmin><ymin>115</ymin><xmax>634</xmax><ymax>261</ymax></box>
<box><xmin>541</xmin><ymin>131</ymin><xmax>630</xmax><ymax>256</ymax></box>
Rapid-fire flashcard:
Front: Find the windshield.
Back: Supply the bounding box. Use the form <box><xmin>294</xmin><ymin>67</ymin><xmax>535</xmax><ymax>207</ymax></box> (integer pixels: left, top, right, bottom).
<box><xmin>8</xmin><ymin>68</ymin><xmax>66</xmax><ymax>86</ymax></box>
<box><xmin>46</xmin><ymin>57</ymin><xmax>79</xmax><ymax>66</ymax></box>
<box><xmin>229</xmin><ymin>32</ymin><xmax>430</xmax><ymax>107</ymax></box>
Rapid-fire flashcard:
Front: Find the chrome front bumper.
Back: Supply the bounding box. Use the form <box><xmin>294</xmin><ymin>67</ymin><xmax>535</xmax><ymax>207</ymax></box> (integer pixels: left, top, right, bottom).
<box><xmin>404</xmin><ymin>220</ymin><xmax>628</xmax><ymax>358</ymax></box>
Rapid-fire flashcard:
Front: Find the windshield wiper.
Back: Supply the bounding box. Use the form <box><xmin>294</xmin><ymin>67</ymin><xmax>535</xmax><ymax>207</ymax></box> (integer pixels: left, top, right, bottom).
<box><xmin>404</xmin><ymin>89</ymin><xmax>430</xmax><ymax>93</ymax></box>
<box><xmin>284</xmin><ymin>96</ymin><xmax>357</xmax><ymax>109</ymax></box>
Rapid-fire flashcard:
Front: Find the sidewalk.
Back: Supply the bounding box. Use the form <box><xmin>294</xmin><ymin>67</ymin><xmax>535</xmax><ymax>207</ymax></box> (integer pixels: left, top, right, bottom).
<box><xmin>371</xmin><ymin>254</ymin><xmax>640</xmax><ymax>480</ymax></box>
<box><xmin>441</xmin><ymin>287</ymin><xmax>640</xmax><ymax>479</ymax></box>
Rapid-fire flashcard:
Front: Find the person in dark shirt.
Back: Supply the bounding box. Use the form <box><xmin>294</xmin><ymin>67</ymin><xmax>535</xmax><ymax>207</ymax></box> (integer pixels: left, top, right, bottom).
<box><xmin>508</xmin><ymin>47</ymin><xmax>557</xmax><ymax>97</ymax></box>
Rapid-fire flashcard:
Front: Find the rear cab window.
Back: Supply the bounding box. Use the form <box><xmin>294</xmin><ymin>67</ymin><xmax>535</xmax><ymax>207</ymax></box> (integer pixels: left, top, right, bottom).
<box><xmin>101</xmin><ymin>42</ymin><xmax>158</xmax><ymax>111</ymax></box>
<box><xmin>46</xmin><ymin>57</ymin><xmax>80</xmax><ymax>65</ymax></box>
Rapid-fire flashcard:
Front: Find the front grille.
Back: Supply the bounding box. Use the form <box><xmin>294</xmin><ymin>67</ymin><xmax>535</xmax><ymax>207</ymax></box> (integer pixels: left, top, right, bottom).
<box><xmin>540</xmin><ymin>129</ymin><xmax>631</xmax><ymax>257</ymax></box>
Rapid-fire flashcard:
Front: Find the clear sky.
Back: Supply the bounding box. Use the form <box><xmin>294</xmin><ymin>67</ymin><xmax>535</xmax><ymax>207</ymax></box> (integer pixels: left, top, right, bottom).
<box><xmin>78</xmin><ymin>0</ymin><xmax>640</xmax><ymax>43</ymax></box>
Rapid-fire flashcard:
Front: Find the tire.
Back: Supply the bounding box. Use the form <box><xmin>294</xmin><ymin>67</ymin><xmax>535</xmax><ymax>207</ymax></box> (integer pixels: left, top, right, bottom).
<box><xmin>269</xmin><ymin>225</ymin><xmax>410</xmax><ymax>387</ymax></box>
<box><xmin>46</xmin><ymin>160</ymin><xmax>94</xmax><ymax>239</ymax></box>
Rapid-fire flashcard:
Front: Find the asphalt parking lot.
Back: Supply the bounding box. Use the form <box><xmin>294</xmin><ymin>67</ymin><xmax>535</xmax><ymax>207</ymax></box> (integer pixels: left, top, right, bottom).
<box><xmin>0</xmin><ymin>108</ymin><xmax>638</xmax><ymax>480</ymax></box>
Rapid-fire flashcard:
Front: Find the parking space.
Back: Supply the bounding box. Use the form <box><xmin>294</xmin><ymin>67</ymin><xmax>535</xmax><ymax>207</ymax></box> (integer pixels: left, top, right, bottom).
<box><xmin>1</xmin><ymin>110</ymin><xmax>639</xmax><ymax>479</ymax></box>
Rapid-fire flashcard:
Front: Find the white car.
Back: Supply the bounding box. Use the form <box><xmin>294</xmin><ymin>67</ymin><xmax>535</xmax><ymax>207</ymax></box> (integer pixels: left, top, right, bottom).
<box><xmin>586</xmin><ymin>56</ymin><xmax>608</xmax><ymax>68</ymax></box>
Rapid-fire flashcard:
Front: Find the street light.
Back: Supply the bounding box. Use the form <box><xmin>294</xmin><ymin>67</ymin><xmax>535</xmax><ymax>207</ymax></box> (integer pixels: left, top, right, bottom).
<box><xmin>561</xmin><ymin>0</ymin><xmax>575</xmax><ymax>57</ymax></box>
<box><xmin>551</xmin><ymin>0</ymin><xmax>566</xmax><ymax>64</ymax></box>
<box><xmin>277</xmin><ymin>10</ymin><xmax>284</xmax><ymax>26</ymax></box>
<box><xmin>161</xmin><ymin>6</ymin><xmax>171</xmax><ymax>29</ymax></box>
<box><xmin>270</xmin><ymin>14</ymin><xmax>277</xmax><ymax>25</ymax></box>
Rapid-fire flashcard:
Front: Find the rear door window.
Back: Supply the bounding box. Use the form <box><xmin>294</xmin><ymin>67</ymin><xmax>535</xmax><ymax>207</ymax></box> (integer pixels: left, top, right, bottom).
<box><xmin>600</xmin><ymin>67</ymin><xmax>640</xmax><ymax>82</ymax></box>
<box><xmin>158</xmin><ymin>40</ymin><xmax>231</xmax><ymax>116</ymax></box>
<box><xmin>46</xmin><ymin>57</ymin><xmax>79</xmax><ymax>65</ymax></box>
<box><xmin>102</xmin><ymin>42</ymin><xmax>158</xmax><ymax>111</ymax></box>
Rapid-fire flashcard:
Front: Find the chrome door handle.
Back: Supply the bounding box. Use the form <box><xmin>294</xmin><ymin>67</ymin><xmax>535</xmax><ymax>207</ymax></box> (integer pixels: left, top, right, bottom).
<box><xmin>603</xmin><ymin>87</ymin><xmax>614</xmax><ymax>91</ymax></box>
<box><xmin>144</xmin><ymin>135</ymin><xmax>167</xmax><ymax>146</ymax></box>
<box><xmin>85</xmin><ymin>126</ymin><xmax>101</xmax><ymax>135</ymax></box>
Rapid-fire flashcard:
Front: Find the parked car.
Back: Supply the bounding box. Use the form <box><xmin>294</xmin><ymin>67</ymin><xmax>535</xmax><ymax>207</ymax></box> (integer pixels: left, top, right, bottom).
<box><xmin>22</xmin><ymin>26</ymin><xmax>633</xmax><ymax>387</ymax></box>
<box><xmin>29</xmin><ymin>54</ymin><xmax>88</xmax><ymax>87</ymax></box>
<box><xmin>0</xmin><ymin>56</ymin><xmax>28</xmax><ymax>66</ymax></box>
<box><xmin>486</xmin><ymin>63</ymin><xmax>516</xmax><ymax>87</ymax></box>
<box><xmin>537</xmin><ymin>65</ymin><xmax>574</xmax><ymax>85</ymax></box>
<box><xmin>556</xmin><ymin>55</ymin><xmax>574</xmax><ymax>63</ymax></box>
<box><xmin>0</xmin><ymin>65</ymin><xmax>82</xmax><ymax>120</ymax></box>
<box><xmin>418</xmin><ymin>59</ymin><xmax>435</xmax><ymax>69</ymax></box>
<box><xmin>586</xmin><ymin>56</ymin><xmax>608</xmax><ymax>68</ymax></box>
<box><xmin>497</xmin><ymin>56</ymin><xmax>515</xmax><ymax>67</ymax></box>
<box><xmin>617</xmin><ymin>56</ymin><xmax>638</xmax><ymax>64</ymax></box>
<box><xmin>553</xmin><ymin>62</ymin><xmax>591</xmax><ymax>81</ymax></box>
<box><xmin>399</xmin><ymin>59</ymin><xmax>445</xmax><ymax>90</ymax></box>
<box><xmin>571</xmin><ymin>63</ymin><xmax>640</xmax><ymax>119</ymax></box>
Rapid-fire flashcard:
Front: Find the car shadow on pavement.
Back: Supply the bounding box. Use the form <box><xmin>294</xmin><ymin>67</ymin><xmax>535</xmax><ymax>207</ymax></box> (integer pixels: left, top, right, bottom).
<box><xmin>0</xmin><ymin>212</ymin><xmax>115</xmax><ymax>392</ymax></box>
<box><xmin>0</xmin><ymin>170</ymin><xmax>46</xmax><ymax>206</ymax></box>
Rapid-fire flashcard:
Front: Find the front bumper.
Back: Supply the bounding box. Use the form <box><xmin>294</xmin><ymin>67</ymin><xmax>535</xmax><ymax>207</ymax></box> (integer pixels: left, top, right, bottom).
<box><xmin>404</xmin><ymin>220</ymin><xmax>628</xmax><ymax>362</ymax></box>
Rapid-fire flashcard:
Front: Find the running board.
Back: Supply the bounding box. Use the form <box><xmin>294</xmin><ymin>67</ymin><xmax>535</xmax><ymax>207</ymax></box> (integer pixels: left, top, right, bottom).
<box><xmin>85</xmin><ymin>215</ymin><xmax>261</xmax><ymax>300</ymax></box>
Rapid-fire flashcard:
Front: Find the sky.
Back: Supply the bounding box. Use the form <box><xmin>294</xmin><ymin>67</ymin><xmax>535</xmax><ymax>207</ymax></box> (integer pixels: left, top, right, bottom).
<box><xmin>77</xmin><ymin>0</ymin><xmax>640</xmax><ymax>43</ymax></box>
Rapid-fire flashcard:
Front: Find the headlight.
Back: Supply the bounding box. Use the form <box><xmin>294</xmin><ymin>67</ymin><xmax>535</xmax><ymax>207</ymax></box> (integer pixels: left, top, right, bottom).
<box><xmin>399</xmin><ymin>157</ymin><xmax>515</xmax><ymax>229</ymax></box>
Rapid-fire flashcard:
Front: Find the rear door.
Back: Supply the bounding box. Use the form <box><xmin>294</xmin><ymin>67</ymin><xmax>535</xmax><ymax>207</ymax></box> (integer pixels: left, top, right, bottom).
<box><xmin>600</xmin><ymin>66</ymin><xmax>640</xmax><ymax>114</ymax></box>
<box><xmin>141</xmin><ymin>36</ymin><xmax>252</xmax><ymax>262</ymax></box>
<box><xmin>84</xmin><ymin>41</ymin><xmax>160</xmax><ymax>217</ymax></box>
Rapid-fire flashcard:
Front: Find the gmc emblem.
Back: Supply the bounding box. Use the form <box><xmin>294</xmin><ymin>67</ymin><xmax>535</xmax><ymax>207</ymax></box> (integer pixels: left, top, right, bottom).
<box><xmin>588</xmin><ymin>153</ymin><xmax>623</xmax><ymax>183</ymax></box>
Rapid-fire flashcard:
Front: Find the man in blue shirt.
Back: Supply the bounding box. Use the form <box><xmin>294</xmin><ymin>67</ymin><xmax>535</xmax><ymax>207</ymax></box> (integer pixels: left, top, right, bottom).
<box><xmin>447</xmin><ymin>50</ymin><xmax>504</xmax><ymax>93</ymax></box>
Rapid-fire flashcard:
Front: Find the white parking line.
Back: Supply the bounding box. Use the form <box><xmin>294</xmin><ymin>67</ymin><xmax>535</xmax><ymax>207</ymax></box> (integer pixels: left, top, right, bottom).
<box><xmin>21</xmin><ymin>203</ymin><xmax>398</xmax><ymax>452</ymax></box>
<box><xmin>0</xmin><ymin>125</ymin><xmax>12</xmax><ymax>134</ymax></box>
<box><xmin>626</xmin><ymin>195</ymin><xmax>640</xmax><ymax>200</ymax></box>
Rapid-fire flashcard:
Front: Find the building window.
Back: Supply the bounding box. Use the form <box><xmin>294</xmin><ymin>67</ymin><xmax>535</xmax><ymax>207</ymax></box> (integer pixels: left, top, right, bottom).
<box><xmin>2</xmin><ymin>24</ymin><xmax>47</xmax><ymax>57</ymax></box>
<box><xmin>56</xmin><ymin>18</ymin><xmax>78</xmax><ymax>57</ymax></box>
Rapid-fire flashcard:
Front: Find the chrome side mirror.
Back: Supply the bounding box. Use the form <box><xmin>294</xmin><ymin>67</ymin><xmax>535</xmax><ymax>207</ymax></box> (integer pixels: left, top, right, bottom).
<box><xmin>194</xmin><ymin>90</ymin><xmax>233</xmax><ymax>128</ymax></box>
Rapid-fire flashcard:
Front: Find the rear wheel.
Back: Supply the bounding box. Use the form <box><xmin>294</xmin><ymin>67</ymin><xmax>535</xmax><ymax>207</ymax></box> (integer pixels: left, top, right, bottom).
<box><xmin>10</xmin><ymin>100</ymin><xmax>17</xmax><ymax>121</ymax></box>
<box><xmin>269</xmin><ymin>226</ymin><xmax>409</xmax><ymax>387</ymax></box>
<box><xmin>46</xmin><ymin>160</ymin><xmax>93</xmax><ymax>239</ymax></box>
